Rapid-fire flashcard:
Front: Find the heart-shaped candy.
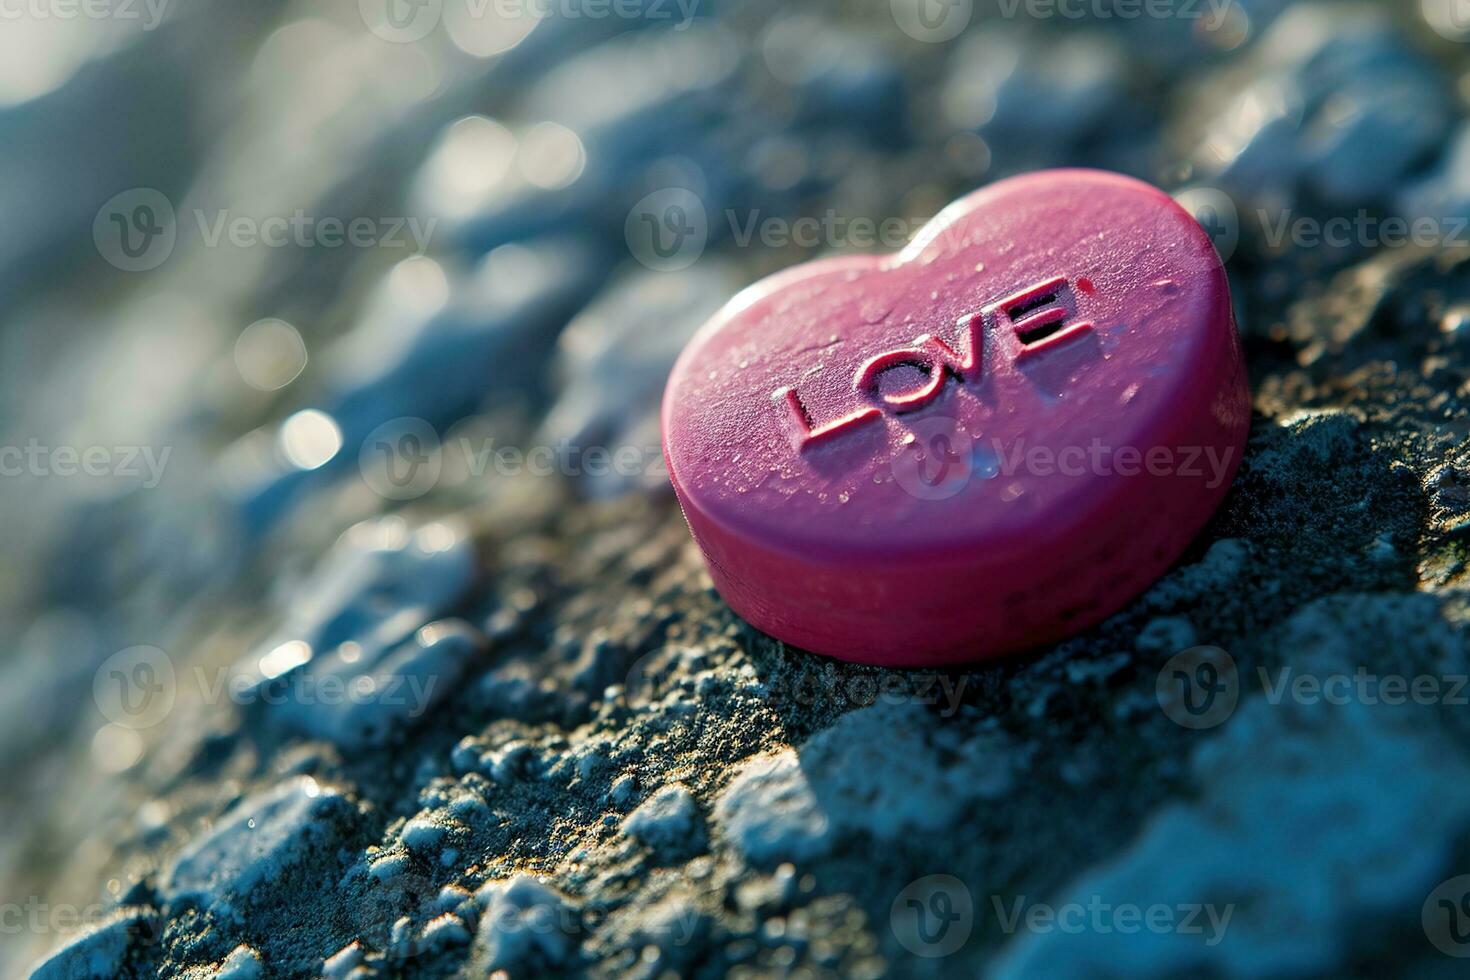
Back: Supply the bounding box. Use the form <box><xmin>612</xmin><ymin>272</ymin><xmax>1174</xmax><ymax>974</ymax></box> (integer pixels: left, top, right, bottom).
<box><xmin>662</xmin><ymin>170</ymin><xmax>1249</xmax><ymax>666</ymax></box>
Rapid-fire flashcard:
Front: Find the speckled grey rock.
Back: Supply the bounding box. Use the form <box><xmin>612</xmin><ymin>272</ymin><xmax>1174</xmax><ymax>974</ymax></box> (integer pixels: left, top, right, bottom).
<box><xmin>10</xmin><ymin>5</ymin><xmax>1470</xmax><ymax>980</ymax></box>
<box><xmin>28</xmin><ymin>909</ymin><xmax>159</xmax><ymax>980</ymax></box>
<box><xmin>164</xmin><ymin>777</ymin><xmax>358</xmax><ymax>914</ymax></box>
<box><xmin>997</xmin><ymin>594</ymin><xmax>1470</xmax><ymax>978</ymax></box>
<box><xmin>1188</xmin><ymin>4</ymin><xmax>1449</xmax><ymax>204</ymax></box>
<box><xmin>717</xmin><ymin>751</ymin><xmax>834</xmax><ymax>866</ymax></box>
<box><xmin>279</xmin><ymin>619</ymin><xmax>486</xmax><ymax>750</ymax></box>
<box><xmin>211</xmin><ymin>945</ymin><xmax>264</xmax><ymax>980</ymax></box>
<box><xmin>717</xmin><ymin>701</ymin><xmax>1014</xmax><ymax>866</ymax></box>
<box><xmin>474</xmin><ymin>875</ymin><xmax>580</xmax><ymax>973</ymax></box>
<box><xmin>623</xmin><ymin>783</ymin><xmax>701</xmax><ymax>851</ymax></box>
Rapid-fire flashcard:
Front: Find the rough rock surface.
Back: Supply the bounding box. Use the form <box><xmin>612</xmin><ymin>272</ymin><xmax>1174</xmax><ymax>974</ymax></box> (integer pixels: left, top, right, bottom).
<box><xmin>6</xmin><ymin>2</ymin><xmax>1470</xmax><ymax>979</ymax></box>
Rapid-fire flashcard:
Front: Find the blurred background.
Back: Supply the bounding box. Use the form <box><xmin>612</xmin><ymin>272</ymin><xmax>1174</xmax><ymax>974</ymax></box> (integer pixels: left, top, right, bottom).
<box><xmin>6</xmin><ymin>0</ymin><xmax>1470</xmax><ymax>977</ymax></box>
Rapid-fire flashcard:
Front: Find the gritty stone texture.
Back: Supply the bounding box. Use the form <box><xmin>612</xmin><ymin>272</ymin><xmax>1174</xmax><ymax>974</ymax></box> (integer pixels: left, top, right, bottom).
<box><xmin>995</xmin><ymin>595</ymin><xmax>1470</xmax><ymax>979</ymax></box>
<box><xmin>474</xmin><ymin>876</ymin><xmax>579</xmax><ymax>973</ymax></box>
<box><xmin>716</xmin><ymin>701</ymin><xmax>1015</xmax><ymax>867</ymax></box>
<box><xmin>9</xmin><ymin>3</ymin><xmax>1470</xmax><ymax>980</ymax></box>
<box><xmin>162</xmin><ymin>777</ymin><xmax>358</xmax><ymax>916</ymax></box>
<box><xmin>623</xmin><ymin>783</ymin><xmax>700</xmax><ymax>851</ymax></box>
<box><xmin>717</xmin><ymin>752</ymin><xmax>834</xmax><ymax>866</ymax></box>
<box><xmin>29</xmin><ymin>910</ymin><xmax>160</xmax><ymax>980</ymax></box>
<box><xmin>212</xmin><ymin>945</ymin><xmax>263</xmax><ymax>980</ymax></box>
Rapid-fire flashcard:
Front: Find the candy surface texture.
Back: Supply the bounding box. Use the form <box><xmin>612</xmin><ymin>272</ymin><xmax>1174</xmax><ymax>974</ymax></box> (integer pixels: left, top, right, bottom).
<box><xmin>663</xmin><ymin>169</ymin><xmax>1250</xmax><ymax>666</ymax></box>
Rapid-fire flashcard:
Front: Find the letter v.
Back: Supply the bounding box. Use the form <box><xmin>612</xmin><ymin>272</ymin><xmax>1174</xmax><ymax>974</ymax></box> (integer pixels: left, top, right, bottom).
<box><xmin>915</xmin><ymin>310</ymin><xmax>985</xmax><ymax>383</ymax></box>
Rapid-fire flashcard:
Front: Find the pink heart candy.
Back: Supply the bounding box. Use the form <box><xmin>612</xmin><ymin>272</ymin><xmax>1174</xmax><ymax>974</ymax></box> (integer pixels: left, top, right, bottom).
<box><xmin>662</xmin><ymin>169</ymin><xmax>1249</xmax><ymax>666</ymax></box>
